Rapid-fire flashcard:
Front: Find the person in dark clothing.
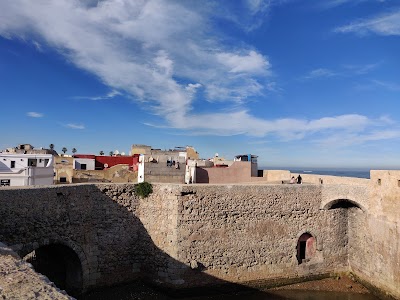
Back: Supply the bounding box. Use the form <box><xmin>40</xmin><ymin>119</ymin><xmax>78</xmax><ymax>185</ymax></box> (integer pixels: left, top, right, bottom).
<box><xmin>297</xmin><ymin>174</ymin><xmax>302</xmax><ymax>184</ymax></box>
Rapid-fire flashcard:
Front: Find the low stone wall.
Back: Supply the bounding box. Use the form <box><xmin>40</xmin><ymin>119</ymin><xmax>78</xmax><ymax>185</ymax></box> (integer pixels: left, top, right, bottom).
<box><xmin>291</xmin><ymin>173</ymin><xmax>369</xmax><ymax>186</ymax></box>
<box><xmin>262</xmin><ymin>170</ymin><xmax>291</xmax><ymax>182</ymax></box>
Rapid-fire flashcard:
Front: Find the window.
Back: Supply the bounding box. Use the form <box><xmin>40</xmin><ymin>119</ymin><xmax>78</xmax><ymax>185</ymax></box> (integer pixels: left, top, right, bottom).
<box><xmin>10</xmin><ymin>161</ymin><xmax>15</xmax><ymax>168</ymax></box>
<box><xmin>81</xmin><ymin>164</ymin><xmax>87</xmax><ymax>170</ymax></box>
<box><xmin>28</xmin><ymin>159</ymin><xmax>37</xmax><ymax>167</ymax></box>
<box><xmin>60</xmin><ymin>177</ymin><xmax>67</xmax><ymax>183</ymax></box>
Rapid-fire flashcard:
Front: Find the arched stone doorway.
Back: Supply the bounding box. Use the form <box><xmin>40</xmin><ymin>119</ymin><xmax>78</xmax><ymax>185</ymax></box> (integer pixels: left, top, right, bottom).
<box><xmin>323</xmin><ymin>199</ymin><xmax>364</xmax><ymax>211</ymax></box>
<box><xmin>296</xmin><ymin>233</ymin><xmax>316</xmax><ymax>264</ymax></box>
<box><xmin>24</xmin><ymin>244</ymin><xmax>83</xmax><ymax>297</ymax></box>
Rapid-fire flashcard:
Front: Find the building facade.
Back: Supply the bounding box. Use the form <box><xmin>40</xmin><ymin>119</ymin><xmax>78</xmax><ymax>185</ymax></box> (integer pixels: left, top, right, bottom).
<box><xmin>0</xmin><ymin>154</ymin><xmax>54</xmax><ymax>187</ymax></box>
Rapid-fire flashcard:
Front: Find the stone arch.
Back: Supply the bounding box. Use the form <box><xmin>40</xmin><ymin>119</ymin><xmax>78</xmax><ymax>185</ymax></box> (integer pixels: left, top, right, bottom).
<box><xmin>295</xmin><ymin>231</ymin><xmax>318</xmax><ymax>265</ymax></box>
<box><xmin>20</xmin><ymin>238</ymin><xmax>89</xmax><ymax>295</ymax></box>
<box><xmin>322</xmin><ymin>198</ymin><xmax>366</xmax><ymax>212</ymax></box>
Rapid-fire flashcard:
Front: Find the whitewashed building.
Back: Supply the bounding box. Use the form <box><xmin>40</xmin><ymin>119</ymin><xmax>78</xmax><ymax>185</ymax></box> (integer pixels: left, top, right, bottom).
<box><xmin>0</xmin><ymin>154</ymin><xmax>54</xmax><ymax>187</ymax></box>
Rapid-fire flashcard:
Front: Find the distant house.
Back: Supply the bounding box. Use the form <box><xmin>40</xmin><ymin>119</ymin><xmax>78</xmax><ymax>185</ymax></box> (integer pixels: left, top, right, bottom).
<box><xmin>1</xmin><ymin>143</ymin><xmax>58</xmax><ymax>155</ymax></box>
<box><xmin>73</xmin><ymin>154</ymin><xmax>96</xmax><ymax>170</ymax></box>
<box><xmin>0</xmin><ymin>153</ymin><xmax>54</xmax><ymax>187</ymax></box>
<box><xmin>54</xmin><ymin>154</ymin><xmax>140</xmax><ymax>184</ymax></box>
<box><xmin>133</xmin><ymin>145</ymin><xmax>199</xmax><ymax>183</ymax></box>
<box><xmin>187</xmin><ymin>153</ymin><xmax>262</xmax><ymax>184</ymax></box>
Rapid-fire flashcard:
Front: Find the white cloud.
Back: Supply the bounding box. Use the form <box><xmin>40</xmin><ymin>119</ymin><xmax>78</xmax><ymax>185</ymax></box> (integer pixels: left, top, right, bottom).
<box><xmin>2</xmin><ymin>0</ymin><xmax>398</xmax><ymax>146</ymax></box>
<box><xmin>66</xmin><ymin>123</ymin><xmax>85</xmax><ymax>130</ymax></box>
<box><xmin>167</xmin><ymin>112</ymin><xmax>372</xmax><ymax>139</ymax></box>
<box><xmin>26</xmin><ymin>112</ymin><xmax>43</xmax><ymax>118</ymax></box>
<box><xmin>246</xmin><ymin>0</ymin><xmax>270</xmax><ymax>15</ymax></box>
<box><xmin>74</xmin><ymin>89</ymin><xmax>121</xmax><ymax>101</ymax></box>
<box><xmin>0</xmin><ymin>0</ymin><xmax>275</xmax><ymax>120</ymax></box>
<box><xmin>217</xmin><ymin>50</ymin><xmax>270</xmax><ymax>74</ymax></box>
<box><xmin>185</xmin><ymin>83</ymin><xmax>202</xmax><ymax>93</ymax></box>
<box><xmin>335</xmin><ymin>10</ymin><xmax>400</xmax><ymax>36</ymax></box>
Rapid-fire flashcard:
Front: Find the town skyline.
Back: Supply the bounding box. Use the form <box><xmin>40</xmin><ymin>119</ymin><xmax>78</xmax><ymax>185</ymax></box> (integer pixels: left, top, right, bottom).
<box><xmin>1</xmin><ymin>0</ymin><xmax>400</xmax><ymax>169</ymax></box>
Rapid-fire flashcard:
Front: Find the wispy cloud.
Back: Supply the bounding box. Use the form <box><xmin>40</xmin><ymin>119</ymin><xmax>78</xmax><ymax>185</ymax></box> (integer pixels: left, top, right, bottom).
<box><xmin>303</xmin><ymin>68</ymin><xmax>338</xmax><ymax>80</ymax></box>
<box><xmin>335</xmin><ymin>10</ymin><xmax>400</xmax><ymax>36</ymax></box>
<box><xmin>320</xmin><ymin>0</ymin><xmax>385</xmax><ymax>9</ymax></box>
<box><xmin>303</xmin><ymin>62</ymin><xmax>380</xmax><ymax>80</ymax></box>
<box><xmin>73</xmin><ymin>90</ymin><xmax>121</xmax><ymax>101</ymax></box>
<box><xmin>65</xmin><ymin>123</ymin><xmax>85</xmax><ymax>130</ymax></box>
<box><xmin>26</xmin><ymin>111</ymin><xmax>43</xmax><ymax>118</ymax></box>
<box><xmin>355</xmin><ymin>79</ymin><xmax>400</xmax><ymax>91</ymax></box>
<box><xmin>315</xmin><ymin>129</ymin><xmax>400</xmax><ymax>148</ymax></box>
<box><xmin>342</xmin><ymin>62</ymin><xmax>381</xmax><ymax>75</ymax></box>
<box><xmin>371</xmin><ymin>79</ymin><xmax>400</xmax><ymax>91</ymax></box>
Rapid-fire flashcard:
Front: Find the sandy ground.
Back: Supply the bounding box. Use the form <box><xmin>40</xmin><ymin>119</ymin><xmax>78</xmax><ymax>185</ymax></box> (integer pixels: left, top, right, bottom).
<box><xmin>270</xmin><ymin>275</ymin><xmax>370</xmax><ymax>293</ymax></box>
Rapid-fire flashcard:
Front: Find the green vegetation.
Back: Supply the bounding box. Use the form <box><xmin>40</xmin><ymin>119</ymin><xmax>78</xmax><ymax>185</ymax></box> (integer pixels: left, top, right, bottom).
<box><xmin>134</xmin><ymin>182</ymin><xmax>153</xmax><ymax>199</ymax></box>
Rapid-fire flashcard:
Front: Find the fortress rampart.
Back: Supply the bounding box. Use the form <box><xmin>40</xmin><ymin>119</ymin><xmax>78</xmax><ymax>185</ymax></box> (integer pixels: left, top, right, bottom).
<box><xmin>0</xmin><ymin>170</ymin><xmax>399</xmax><ymax>298</ymax></box>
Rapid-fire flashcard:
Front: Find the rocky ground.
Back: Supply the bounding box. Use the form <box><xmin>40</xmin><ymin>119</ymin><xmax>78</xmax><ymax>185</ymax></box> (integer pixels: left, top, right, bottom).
<box><xmin>0</xmin><ymin>242</ymin><xmax>73</xmax><ymax>300</ymax></box>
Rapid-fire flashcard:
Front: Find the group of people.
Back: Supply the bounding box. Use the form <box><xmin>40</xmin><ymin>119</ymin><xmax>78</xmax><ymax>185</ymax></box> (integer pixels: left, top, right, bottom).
<box><xmin>166</xmin><ymin>160</ymin><xmax>180</xmax><ymax>169</ymax></box>
<box><xmin>290</xmin><ymin>174</ymin><xmax>302</xmax><ymax>184</ymax></box>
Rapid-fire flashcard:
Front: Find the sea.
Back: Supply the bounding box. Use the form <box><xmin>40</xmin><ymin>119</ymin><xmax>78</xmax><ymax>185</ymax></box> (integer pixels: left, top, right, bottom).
<box><xmin>262</xmin><ymin>168</ymin><xmax>371</xmax><ymax>179</ymax></box>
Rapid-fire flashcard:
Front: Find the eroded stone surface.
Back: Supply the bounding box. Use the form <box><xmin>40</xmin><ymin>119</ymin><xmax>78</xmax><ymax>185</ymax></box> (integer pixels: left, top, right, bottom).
<box><xmin>0</xmin><ymin>242</ymin><xmax>73</xmax><ymax>300</ymax></box>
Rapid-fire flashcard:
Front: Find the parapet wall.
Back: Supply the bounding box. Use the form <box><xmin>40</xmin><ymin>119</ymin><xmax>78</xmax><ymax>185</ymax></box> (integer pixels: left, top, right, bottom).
<box><xmin>0</xmin><ymin>179</ymin><xmax>399</xmax><ymax>298</ymax></box>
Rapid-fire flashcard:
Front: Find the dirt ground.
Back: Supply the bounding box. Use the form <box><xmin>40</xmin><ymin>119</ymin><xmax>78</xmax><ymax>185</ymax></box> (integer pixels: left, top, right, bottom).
<box><xmin>270</xmin><ymin>275</ymin><xmax>370</xmax><ymax>293</ymax></box>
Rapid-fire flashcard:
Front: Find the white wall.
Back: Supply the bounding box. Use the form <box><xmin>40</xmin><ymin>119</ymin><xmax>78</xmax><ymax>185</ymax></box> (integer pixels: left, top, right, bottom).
<box><xmin>74</xmin><ymin>158</ymin><xmax>95</xmax><ymax>170</ymax></box>
<box><xmin>0</xmin><ymin>154</ymin><xmax>54</xmax><ymax>187</ymax></box>
<box><xmin>138</xmin><ymin>155</ymin><xmax>144</xmax><ymax>183</ymax></box>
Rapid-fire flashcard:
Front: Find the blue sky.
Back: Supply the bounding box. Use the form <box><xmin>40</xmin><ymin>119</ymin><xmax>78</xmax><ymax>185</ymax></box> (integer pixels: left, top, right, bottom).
<box><xmin>1</xmin><ymin>0</ymin><xmax>400</xmax><ymax>168</ymax></box>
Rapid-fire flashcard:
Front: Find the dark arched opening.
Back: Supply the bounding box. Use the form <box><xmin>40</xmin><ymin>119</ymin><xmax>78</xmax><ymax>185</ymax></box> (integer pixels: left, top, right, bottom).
<box><xmin>296</xmin><ymin>233</ymin><xmax>316</xmax><ymax>264</ymax></box>
<box><xmin>24</xmin><ymin>244</ymin><xmax>83</xmax><ymax>296</ymax></box>
<box><xmin>325</xmin><ymin>199</ymin><xmax>363</xmax><ymax>210</ymax></box>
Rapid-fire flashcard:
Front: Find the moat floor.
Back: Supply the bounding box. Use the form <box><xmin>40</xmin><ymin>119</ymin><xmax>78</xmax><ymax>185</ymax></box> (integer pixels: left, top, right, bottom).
<box><xmin>81</xmin><ymin>276</ymin><xmax>379</xmax><ymax>300</ymax></box>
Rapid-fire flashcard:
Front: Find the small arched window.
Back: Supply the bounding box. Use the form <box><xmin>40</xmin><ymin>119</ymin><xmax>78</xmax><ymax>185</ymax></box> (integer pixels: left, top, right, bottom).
<box><xmin>296</xmin><ymin>233</ymin><xmax>316</xmax><ymax>264</ymax></box>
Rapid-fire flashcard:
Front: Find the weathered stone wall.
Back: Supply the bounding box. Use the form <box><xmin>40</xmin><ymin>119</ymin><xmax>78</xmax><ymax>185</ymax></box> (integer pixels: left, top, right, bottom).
<box><xmin>0</xmin><ymin>184</ymin><xmax>145</xmax><ymax>291</ymax></box>
<box><xmin>174</xmin><ymin>185</ymin><xmax>349</xmax><ymax>286</ymax></box>
<box><xmin>0</xmin><ymin>181</ymin><xmax>399</xmax><ymax>298</ymax></box>
<box><xmin>348</xmin><ymin>171</ymin><xmax>400</xmax><ymax>299</ymax></box>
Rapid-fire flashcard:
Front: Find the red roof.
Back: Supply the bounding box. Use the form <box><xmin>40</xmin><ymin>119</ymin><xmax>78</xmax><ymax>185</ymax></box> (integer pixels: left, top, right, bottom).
<box><xmin>73</xmin><ymin>154</ymin><xmax>96</xmax><ymax>159</ymax></box>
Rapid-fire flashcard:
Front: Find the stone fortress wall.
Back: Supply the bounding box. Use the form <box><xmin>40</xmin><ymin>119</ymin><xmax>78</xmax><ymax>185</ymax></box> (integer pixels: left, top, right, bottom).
<box><xmin>0</xmin><ymin>171</ymin><xmax>399</xmax><ymax>298</ymax></box>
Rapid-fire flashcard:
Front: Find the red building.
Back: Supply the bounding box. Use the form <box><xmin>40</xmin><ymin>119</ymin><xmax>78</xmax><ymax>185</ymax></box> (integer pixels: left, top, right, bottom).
<box><xmin>95</xmin><ymin>155</ymin><xmax>139</xmax><ymax>170</ymax></box>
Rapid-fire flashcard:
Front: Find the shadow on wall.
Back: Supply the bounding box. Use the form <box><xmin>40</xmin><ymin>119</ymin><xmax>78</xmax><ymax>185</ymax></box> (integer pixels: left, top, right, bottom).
<box><xmin>195</xmin><ymin>167</ymin><xmax>209</xmax><ymax>183</ymax></box>
<box><xmin>0</xmin><ymin>185</ymin><xmax>296</xmax><ymax>299</ymax></box>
